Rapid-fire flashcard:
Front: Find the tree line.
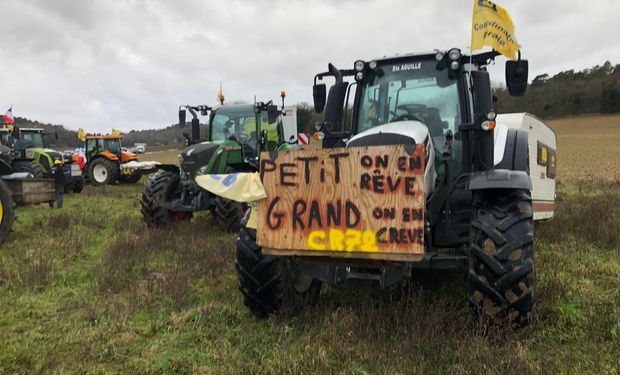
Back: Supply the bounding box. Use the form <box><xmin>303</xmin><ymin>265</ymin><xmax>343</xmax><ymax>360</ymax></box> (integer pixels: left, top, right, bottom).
<box><xmin>9</xmin><ymin>60</ymin><xmax>619</xmax><ymax>148</ymax></box>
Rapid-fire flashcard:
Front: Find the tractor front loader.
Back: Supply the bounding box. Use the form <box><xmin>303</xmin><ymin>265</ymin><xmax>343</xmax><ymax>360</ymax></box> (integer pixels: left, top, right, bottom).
<box><xmin>140</xmin><ymin>96</ymin><xmax>298</xmax><ymax>232</ymax></box>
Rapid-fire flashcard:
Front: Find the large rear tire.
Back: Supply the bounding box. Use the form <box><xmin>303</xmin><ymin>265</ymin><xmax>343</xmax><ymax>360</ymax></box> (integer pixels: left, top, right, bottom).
<box><xmin>0</xmin><ymin>180</ymin><xmax>15</xmax><ymax>244</ymax></box>
<box><xmin>468</xmin><ymin>189</ymin><xmax>534</xmax><ymax>328</ymax></box>
<box><xmin>236</xmin><ymin>223</ymin><xmax>321</xmax><ymax>318</ymax></box>
<box><xmin>13</xmin><ymin>161</ymin><xmax>43</xmax><ymax>178</ymax></box>
<box><xmin>213</xmin><ymin>195</ymin><xmax>243</xmax><ymax>233</ymax></box>
<box><xmin>88</xmin><ymin>158</ymin><xmax>119</xmax><ymax>186</ymax></box>
<box><xmin>141</xmin><ymin>172</ymin><xmax>191</xmax><ymax>227</ymax></box>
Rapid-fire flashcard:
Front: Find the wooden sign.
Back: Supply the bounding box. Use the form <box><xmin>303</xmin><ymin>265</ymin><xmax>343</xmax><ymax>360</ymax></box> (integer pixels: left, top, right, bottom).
<box><xmin>257</xmin><ymin>144</ymin><xmax>425</xmax><ymax>262</ymax></box>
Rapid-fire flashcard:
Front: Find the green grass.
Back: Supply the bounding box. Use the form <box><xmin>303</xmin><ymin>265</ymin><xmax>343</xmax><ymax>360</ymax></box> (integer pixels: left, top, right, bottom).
<box><xmin>1</xmin><ymin>117</ymin><xmax>620</xmax><ymax>373</ymax></box>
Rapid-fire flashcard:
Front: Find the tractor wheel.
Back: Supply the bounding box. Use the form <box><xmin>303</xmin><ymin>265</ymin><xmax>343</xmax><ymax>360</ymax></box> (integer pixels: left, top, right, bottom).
<box><xmin>88</xmin><ymin>158</ymin><xmax>119</xmax><ymax>186</ymax></box>
<box><xmin>141</xmin><ymin>171</ymin><xmax>191</xmax><ymax>227</ymax></box>
<box><xmin>213</xmin><ymin>195</ymin><xmax>244</xmax><ymax>233</ymax></box>
<box><xmin>468</xmin><ymin>189</ymin><xmax>534</xmax><ymax>328</ymax></box>
<box><xmin>236</xmin><ymin>223</ymin><xmax>321</xmax><ymax>318</ymax></box>
<box><xmin>72</xmin><ymin>177</ymin><xmax>84</xmax><ymax>193</ymax></box>
<box><xmin>13</xmin><ymin>161</ymin><xmax>43</xmax><ymax>178</ymax></box>
<box><xmin>0</xmin><ymin>180</ymin><xmax>15</xmax><ymax>244</ymax></box>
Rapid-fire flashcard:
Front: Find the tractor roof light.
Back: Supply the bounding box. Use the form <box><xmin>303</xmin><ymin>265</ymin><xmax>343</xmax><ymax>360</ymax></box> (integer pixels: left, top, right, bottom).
<box><xmin>448</xmin><ymin>48</ymin><xmax>461</xmax><ymax>61</ymax></box>
<box><xmin>354</xmin><ymin>60</ymin><xmax>365</xmax><ymax>72</ymax></box>
<box><xmin>435</xmin><ymin>51</ymin><xmax>445</xmax><ymax>61</ymax></box>
<box><xmin>481</xmin><ymin>120</ymin><xmax>496</xmax><ymax>131</ymax></box>
<box><xmin>368</xmin><ymin>60</ymin><xmax>378</xmax><ymax>70</ymax></box>
<box><xmin>450</xmin><ymin>61</ymin><xmax>460</xmax><ymax>70</ymax></box>
<box><xmin>355</xmin><ymin>72</ymin><xmax>364</xmax><ymax>82</ymax></box>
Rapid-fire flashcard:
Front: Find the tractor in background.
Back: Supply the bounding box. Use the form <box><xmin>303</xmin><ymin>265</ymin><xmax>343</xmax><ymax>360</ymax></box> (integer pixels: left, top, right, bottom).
<box><xmin>140</xmin><ymin>95</ymin><xmax>298</xmax><ymax>232</ymax></box>
<box><xmin>0</xmin><ymin>124</ymin><xmax>84</xmax><ymax>193</ymax></box>
<box><xmin>83</xmin><ymin>132</ymin><xmax>157</xmax><ymax>185</ymax></box>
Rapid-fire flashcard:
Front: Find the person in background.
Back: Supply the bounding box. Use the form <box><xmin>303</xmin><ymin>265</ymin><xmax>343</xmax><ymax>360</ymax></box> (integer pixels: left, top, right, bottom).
<box><xmin>51</xmin><ymin>159</ymin><xmax>65</xmax><ymax>208</ymax></box>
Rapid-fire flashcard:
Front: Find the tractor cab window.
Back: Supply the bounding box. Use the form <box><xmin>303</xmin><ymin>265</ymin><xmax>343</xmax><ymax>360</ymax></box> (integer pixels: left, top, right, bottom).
<box><xmin>356</xmin><ymin>57</ymin><xmax>463</xmax><ymax>173</ymax></box>
<box><xmin>211</xmin><ymin>107</ymin><xmax>277</xmax><ymax>152</ymax></box>
<box><xmin>106</xmin><ymin>139</ymin><xmax>121</xmax><ymax>154</ymax></box>
<box><xmin>20</xmin><ymin>132</ymin><xmax>45</xmax><ymax>149</ymax></box>
<box><xmin>357</xmin><ymin>59</ymin><xmax>461</xmax><ymax>137</ymax></box>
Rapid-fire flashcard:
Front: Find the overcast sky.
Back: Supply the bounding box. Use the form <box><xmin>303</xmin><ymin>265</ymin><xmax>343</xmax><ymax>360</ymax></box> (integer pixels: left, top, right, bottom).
<box><xmin>1</xmin><ymin>0</ymin><xmax>619</xmax><ymax>132</ymax></box>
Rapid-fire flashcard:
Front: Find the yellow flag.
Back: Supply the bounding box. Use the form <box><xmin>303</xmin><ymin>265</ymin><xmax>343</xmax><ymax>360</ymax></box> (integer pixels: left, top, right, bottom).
<box><xmin>471</xmin><ymin>0</ymin><xmax>521</xmax><ymax>60</ymax></box>
<box><xmin>77</xmin><ymin>128</ymin><xmax>86</xmax><ymax>142</ymax></box>
<box><xmin>111</xmin><ymin>129</ymin><xmax>122</xmax><ymax>137</ymax></box>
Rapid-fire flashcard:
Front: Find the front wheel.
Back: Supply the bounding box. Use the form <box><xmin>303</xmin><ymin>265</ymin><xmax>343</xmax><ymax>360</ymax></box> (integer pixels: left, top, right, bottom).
<box><xmin>213</xmin><ymin>195</ymin><xmax>244</xmax><ymax>233</ymax></box>
<box><xmin>88</xmin><ymin>158</ymin><xmax>119</xmax><ymax>185</ymax></box>
<box><xmin>141</xmin><ymin>171</ymin><xmax>192</xmax><ymax>227</ymax></box>
<box><xmin>236</xmin><ymin>223</ymin><xmax>321</xmax><ymax>318</ymax></box>
<box><xmin>468</xmin><ymin>189</ymin><xmax>534</xmax><ymax>328</ymax></box>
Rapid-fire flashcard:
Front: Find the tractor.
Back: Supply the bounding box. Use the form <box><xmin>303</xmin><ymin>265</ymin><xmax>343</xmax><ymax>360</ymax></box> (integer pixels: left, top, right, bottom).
<box><xmin>84</xmin><ymin>132</ymin><xmax>156</xmax><ymax>185</ymax></box>
<box><xmin>140</xmin><ymin>99</ymin><xmax>298</xmax><ymax>232</ymax></box>
<box><xmin>0</xmin><ymin>124</ymin><xmax>84</xmax><ymax>193</ymax></box>
<box><xmin>232</xmin><ymin>49</ymin><xmax>554</xmax><ymax>327</ymax></box>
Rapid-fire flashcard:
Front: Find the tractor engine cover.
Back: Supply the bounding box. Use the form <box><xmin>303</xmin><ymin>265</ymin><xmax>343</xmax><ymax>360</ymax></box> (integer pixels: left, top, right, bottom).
<box><xmin>180</xmin><ymin>142</ymin><xmax>219</xmax><ymax>177</ymax></box>
<box><xmin>346</xmin><ymin>121</ymin><xmax>436</xmax><ymax>196</ymax></box>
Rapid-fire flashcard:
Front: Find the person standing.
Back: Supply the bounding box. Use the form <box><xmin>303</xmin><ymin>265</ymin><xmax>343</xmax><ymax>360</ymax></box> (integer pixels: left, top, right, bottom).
<box><xmin>51</xmin><ymin>159</ymin><xmax>65</xmax><ymax>208</ymax></box>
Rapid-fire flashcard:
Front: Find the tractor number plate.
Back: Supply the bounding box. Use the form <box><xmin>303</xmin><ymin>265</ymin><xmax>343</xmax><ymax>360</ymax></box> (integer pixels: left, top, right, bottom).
<box><xmin>257</xmin><ymin>144</ymin><xmax>425</xmax><ymax>262</ymax></box>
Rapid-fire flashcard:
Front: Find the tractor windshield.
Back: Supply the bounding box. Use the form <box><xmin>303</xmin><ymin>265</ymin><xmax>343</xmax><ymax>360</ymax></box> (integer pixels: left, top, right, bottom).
<box><xmin>210</xmin><ymin>106</ymin><xmax>279</xmax><ymax>151</ymax></box>
<box><xmin>106</xmin><ymin>139</ymin><xmax>122</xmax><ymax>154</ymax></box>
<box><xmin>356</xmin><ymin>57</ymin><xmax>462</xmax><ymax>140</ymax></box>
<box><xmin>20</xmin><ymin>131</ymin><xmax>45</xmax><ymax>148</ymax></box>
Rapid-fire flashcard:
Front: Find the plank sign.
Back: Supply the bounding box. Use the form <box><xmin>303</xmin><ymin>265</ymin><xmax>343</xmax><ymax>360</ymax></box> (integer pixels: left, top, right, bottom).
<box><xmin>257</xmin><ymin>144</ymin><xmax>425</xmax><ymax>262</ymax></box>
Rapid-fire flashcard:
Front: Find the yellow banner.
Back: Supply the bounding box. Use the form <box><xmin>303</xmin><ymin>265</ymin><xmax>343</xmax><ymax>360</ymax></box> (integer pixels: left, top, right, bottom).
<box><xmin>195</xmin><ymin>173</ymin><xmax>267</xmax><ymax>203</ymax></box>
<box><xmin>471</xmin><ymin>0</ymin><xmax>521</xmax><ymax>60</ymax></box>
<box><xmin>111</xmin><ymin>129</ymin><xmax>122</xmax><ymax>137</ymax></box>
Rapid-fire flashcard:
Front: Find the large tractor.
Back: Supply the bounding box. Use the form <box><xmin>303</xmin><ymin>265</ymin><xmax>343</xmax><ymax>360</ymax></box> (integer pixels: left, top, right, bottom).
<box><xmin>0</xmin><ymin>125</ymin><xmax>84</xmax><ymax>193</ymax></box>
<box><xmin>140</xmin><ymin>100</ymin><xmax>298</xmax><ymax>232</ymax></box>
<box><xmin>83</xmin><ymin>132</ymin><xmax>156</xmax><ymax>185</ymax></box>
<box><xmin>232</xmin><ymin>49</ymin><xmax>556</xmax><ymax>327</ymax></box>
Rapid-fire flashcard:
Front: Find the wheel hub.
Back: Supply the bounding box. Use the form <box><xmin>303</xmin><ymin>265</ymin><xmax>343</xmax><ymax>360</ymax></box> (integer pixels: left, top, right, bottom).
<box><xmin>93</xmin><ymin>164</ymin><xmax>108</xmax><ymax>183</ymax></box>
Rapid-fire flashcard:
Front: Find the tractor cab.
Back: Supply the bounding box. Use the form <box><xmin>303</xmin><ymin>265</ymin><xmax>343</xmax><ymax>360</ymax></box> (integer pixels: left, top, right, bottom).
<box><xmin>85</xmin><ymin>134</ymin><xmax>137</xmax><ymax>164</ymax></box>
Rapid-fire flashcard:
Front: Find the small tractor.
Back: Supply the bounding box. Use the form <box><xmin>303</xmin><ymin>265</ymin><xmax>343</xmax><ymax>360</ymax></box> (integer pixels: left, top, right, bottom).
<box><xmin>83</xmin><ymin>132</ymin><xmax>156</xmax><ymax>185</ymax></box>
<box><xmin>140</xmin><ymin>98</ymin><xmax>298</xmax><ymax>232</ymax></box>
<box><xmin>227</xmin><ymin>49</ymin><xmax>556</xmax><ymax>327</ymax></box>
<box><xmin>0</xmin><ymin>124</ymin><xmax>84</xmax><ymax>193</ymax></box>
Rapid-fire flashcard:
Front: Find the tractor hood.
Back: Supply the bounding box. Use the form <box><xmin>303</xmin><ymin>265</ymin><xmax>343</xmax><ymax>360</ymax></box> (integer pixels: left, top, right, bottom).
<box><xmin>347</xmin><ymin>121</ymin><xmax>436</xmax><ymax>196</ymax></box>
<box><xmin>180</xmin><ymin>142</ymin><xmax>219</xmax><ymax>177</ymax></box>
<box><xmin>120</xmin><ymin>150</ymin><xmax>138</xmax><ymax>163</ymax></box>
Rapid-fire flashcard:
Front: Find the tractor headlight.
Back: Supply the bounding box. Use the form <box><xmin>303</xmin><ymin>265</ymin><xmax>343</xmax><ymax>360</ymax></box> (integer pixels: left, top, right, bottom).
<box><xmin>354</xmin><ymin>60</ymin><xmax>365</xmax><ymax>72</ymax></box>
<box><xmin>450</xmin><ymin>61</ymin><xmax>460</xmax><ymax>70</ymax></box>
<box><xmin>368</xmin><ymin>60</ymin><xmax>378</xmax><ymax>70</ymax></box>
<box><xmin>448</xmin><ymin>48</ymin><xmax>461</xmax><ymax>61</ymax></box>
<box><xmin>435</xmin><ymin>51</ymin><xmax>445</xmax><ymax>61</ymax></box>
<box><xmin>355</xmin><ymin>72</ymin><xmax>364</xmax><ymax>82</ymax></box>
<box><xmin>481</xmin><ymin>120</ymin><xmax>496</xmax><ymax>131</ymax></box>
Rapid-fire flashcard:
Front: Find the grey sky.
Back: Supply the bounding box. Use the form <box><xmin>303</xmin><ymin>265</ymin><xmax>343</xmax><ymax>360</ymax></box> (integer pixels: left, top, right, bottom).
<box><xmin>1</xmin><ymin>0</ymin><xmax>618</xmax><ymax>132</ymax></box>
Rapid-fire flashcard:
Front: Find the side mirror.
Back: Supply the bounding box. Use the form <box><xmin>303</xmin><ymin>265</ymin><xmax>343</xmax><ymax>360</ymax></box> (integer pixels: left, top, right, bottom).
<box><xmin>13</xmin><ymin>127</ymin><xmax>20</xmax><ymax>139</ymax></box>
<box><xmin>178</xmin><ymin>108</ymin><xmax>186</xmax><ymax>128</ymax></box>
<box><xmin>506</xmin><ymin>60</ymin><xmax>528</xmax><ymax>97</ymax></box>
<box><xmin>266</xmin><ymin>105</ymin><xmax>279</xmax><ymax>124</ymax></box>
<box><xmin>55</xmin><ymin>131</ymin><xmax>59</xmax><ymax>140</ymax></box>
<box><xmin>313</xmin><ymin>83</ymin><xmax>326</xmax><ymax>113</ymax></box>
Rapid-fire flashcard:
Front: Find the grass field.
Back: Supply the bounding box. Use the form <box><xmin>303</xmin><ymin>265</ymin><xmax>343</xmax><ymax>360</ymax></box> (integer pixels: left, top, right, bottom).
<box><xmin>1</xmin><ymin>115</ymin><xmax>619</xmax><ymax>374</ymax></box>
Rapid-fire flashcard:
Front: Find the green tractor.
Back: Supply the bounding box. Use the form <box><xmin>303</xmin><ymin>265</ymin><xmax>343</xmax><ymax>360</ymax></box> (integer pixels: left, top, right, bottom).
<box><xmin>0</xmin><ymin>125</ymin><xmax>84</xmax><ymax>193</ymax></box>
<box><xmin>140</xmin><ymin>100</ymin><xmax>298</xmax><ymax>232</ymax></box>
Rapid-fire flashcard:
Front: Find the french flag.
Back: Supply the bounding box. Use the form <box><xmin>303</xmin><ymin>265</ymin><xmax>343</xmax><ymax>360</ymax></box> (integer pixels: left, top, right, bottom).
<box><xmin>3</xmin><ymin>106</ymin><xmax>14</xmax><ymax>124</ymax></box>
